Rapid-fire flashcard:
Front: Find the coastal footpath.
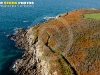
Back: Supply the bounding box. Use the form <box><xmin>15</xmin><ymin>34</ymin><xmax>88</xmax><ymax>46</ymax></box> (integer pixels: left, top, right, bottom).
<box><xmin>9</xmin><ymin>8</ymin><xmax>100</xmax><ymax>75</ymax></box>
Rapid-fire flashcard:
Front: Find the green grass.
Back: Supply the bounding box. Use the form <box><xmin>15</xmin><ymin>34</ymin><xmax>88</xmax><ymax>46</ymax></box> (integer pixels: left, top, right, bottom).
<box><xmin>83</xmin><ymin>13</ymin><xmax>100</xmax><ymax>19</ymax></box>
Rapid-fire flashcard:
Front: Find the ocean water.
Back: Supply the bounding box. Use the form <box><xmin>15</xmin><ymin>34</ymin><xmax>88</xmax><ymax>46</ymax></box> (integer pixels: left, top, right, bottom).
<box><xmin>0</xmin><ymin>0</ymin><xmax>100</xmax><ymax>75</ymax></box>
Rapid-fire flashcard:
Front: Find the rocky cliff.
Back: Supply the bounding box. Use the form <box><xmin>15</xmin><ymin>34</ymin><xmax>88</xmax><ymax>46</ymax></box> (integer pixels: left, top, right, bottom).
<box><xmin>10</xmin><ymin>9</ymin><xmax>100</xmax><ymax>75</ymax></box>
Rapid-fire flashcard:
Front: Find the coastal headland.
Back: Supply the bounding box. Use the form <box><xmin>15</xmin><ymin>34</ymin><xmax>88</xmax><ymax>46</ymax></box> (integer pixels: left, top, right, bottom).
<box><xmin>9</xmin><ymin>8</ymin><xmax>100</xmax><ymax>75</ymax></box>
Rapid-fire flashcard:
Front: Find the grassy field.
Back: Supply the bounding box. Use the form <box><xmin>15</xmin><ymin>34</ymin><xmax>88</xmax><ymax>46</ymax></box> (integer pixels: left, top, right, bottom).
<box><xmin>83</xmin><ymin>13</ymin><xmax>100</xmax><ymax>19</ymax></box>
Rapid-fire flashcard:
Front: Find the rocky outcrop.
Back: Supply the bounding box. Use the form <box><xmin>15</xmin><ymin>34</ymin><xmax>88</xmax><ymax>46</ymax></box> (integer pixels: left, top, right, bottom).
<box><xmin>10</xmin><ymin>9</ymin><xmax>100</xmax><ymax>75</ymax></box>
<box><xmin>11</xmin><ymin>26</ymin><xmax>50</xmax><ymax>75</ymax></box>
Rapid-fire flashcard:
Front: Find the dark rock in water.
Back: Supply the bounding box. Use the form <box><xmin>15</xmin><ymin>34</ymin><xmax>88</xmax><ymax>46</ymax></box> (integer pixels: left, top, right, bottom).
<box><xmin>7</xmin><ymin>28</ymin><xmax>26</xmax><ymax>41</ymax></box>
<box><xmin>7</xmin><ymin>34</ymin><xmax>16</xmax><ymax>41</ymax></box>
<box><xmin>7</xmin><ymin>34</ymin><xmax>15</xmax><ymax>38</ymax></box>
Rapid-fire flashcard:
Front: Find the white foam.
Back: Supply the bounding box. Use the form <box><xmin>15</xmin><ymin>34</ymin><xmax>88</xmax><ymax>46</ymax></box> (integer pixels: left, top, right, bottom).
<box><xmin>43</xmin><ymin>16</ymin><xmax>55</xmax><ymax>21</ymax></box>
<box><xmin>23</xmin><ymin>20</ymin><xmax>28</xmax><ymax>22</ymax></box>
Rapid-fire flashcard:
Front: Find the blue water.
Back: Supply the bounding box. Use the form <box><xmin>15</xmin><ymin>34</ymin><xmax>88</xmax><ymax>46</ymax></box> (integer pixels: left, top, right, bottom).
<box><xmin>0</xmin><ymin>0</ymin><xmax>100</xmax><ymax>75</ymax></box>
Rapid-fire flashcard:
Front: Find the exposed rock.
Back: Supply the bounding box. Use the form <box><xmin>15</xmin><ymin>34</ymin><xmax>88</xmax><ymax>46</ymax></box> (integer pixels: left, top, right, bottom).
<box><xmin>7</xmin><ymin>34</ymin><xmax>16</xmax><ymax>40</ymax></box>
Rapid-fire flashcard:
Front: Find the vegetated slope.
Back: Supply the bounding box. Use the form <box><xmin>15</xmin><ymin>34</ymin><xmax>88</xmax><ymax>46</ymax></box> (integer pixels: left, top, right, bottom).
<box><xmin>11</xmin><ymin>9</ymin><xmax>100</xmax><ymax>75</ymax></box>
<box><xmin>67</xmin><ymin>19</ymin><xmax>100</xmax><ymax>75</ymax></box>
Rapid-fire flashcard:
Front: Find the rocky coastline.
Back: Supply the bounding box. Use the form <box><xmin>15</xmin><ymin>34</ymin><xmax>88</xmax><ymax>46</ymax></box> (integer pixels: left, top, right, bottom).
<box><xmin>9</xmin><ymin>26</ymin><xmax>50</xmax><ymax>75</ymax></box>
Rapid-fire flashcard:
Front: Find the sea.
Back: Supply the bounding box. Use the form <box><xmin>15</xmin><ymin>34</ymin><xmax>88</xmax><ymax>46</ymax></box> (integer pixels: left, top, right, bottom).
<box><xmin>0</xmin><ymin>0</ymin><xmax>100</xmax><ymax>75</ymax></box>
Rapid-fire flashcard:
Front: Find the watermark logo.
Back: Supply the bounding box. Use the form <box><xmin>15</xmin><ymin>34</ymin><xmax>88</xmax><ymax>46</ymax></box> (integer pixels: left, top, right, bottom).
<box><xmin>0</xmin><ymin>1</ymin><xmax>34</xmax><ymax>7</ymax></box>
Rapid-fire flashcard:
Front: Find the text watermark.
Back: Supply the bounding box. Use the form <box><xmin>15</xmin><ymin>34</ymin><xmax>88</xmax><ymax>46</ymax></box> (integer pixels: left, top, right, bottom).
<box><xmin>0</xmin><ymin>2</ymin><xmax>34</xmax><ymax>7</ymax></box>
